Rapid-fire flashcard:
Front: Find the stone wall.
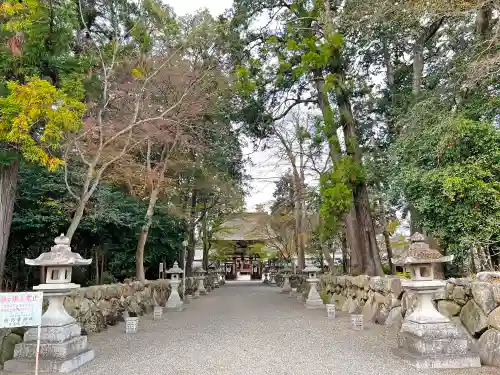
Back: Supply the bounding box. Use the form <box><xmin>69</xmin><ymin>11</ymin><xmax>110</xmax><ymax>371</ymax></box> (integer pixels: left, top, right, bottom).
<box><xmin>0</xmin><ymin>277</ymin><xmax>202</xmax><ymax>369</ymax></box>
<box><xmin>318</xmin><ymin>274</ymin><xmax>500</xmax><ymax>366</ymax></box>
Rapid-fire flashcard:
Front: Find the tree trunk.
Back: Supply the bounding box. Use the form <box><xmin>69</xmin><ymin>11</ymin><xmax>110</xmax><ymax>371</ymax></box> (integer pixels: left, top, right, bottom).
<box><xmin>345</xmin><ymin>209</ymin><xmax>363</xmax><ymax>274</ymax></box>
<box><xmin>313</xmin><ymin>68</ymin><xmax>364</xmax><ymax>273</ymax></box>
<box><xmin>334</xmin><ymin>72</ymin><xmax>384</xmax><ymax>276</ymax></box>
<box><xmin>0</xmin><ymin>160</ymin><xmax>19</xmax><ymax>290</ymax></box>
<box><xmin>202</xmin><ymin>204</ymin><xmax>209</xmax><ymax>271</ymax></box>
<box><xmin>292</xmin><ymin>173</ymin><xmax>305</xmax><ymax>270</ymax></box>
<box><xmin>383</xmin><ymin>230</ymin><xmax>395</xmax><ymax>275</ymax></box>
<box><xmin>135</xmin><ymin>176</ymin><xmax>163</xmax><ymax>282</ymax></box>
<box><xmin>135</xmin><ymin>229</ymin><xmax>148</xmax><ymax>282</ymax></box>
<box><xmin>66</xmin><ymin>193</ymin><xmax>91</xmax><ymax>241</ymax></box>
<box><xmin>340</xmin><ymin>230</ymin><xmax>349</xmax><ymax>274</ymax></box>
<box><xmin>185</xmin><ymin>189</ymin><xmax>198</xmax><ymax>277</ymax></box>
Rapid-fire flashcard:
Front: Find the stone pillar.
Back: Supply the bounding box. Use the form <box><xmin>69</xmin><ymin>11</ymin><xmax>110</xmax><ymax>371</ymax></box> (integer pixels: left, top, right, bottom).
<box><xmin>4</xmin><ymin>235</ymin><xmax>95</xmax><ymax>373</ymax></box>
<box><xmin>213</xmin><ymin>270</ymin><xmax>220</xmax><ymax>288</ymax></box>
<box><xmin>194</xmin><ymin>268</ymin><xmax>207</xmax><ymax>296</ymax></box>
<box><xmin>303</xmin><ymin>265</ymin><xmax>323</xmax><ymax>309</ymax></box>
<box><xmin>166</xmin><ymin>262</ymin><xmax>184</xmax><ymax>311</ymax></box>
<box><xmin>198</xmin><ymin>276</ymin><xmax>207</xmax><ymax>295</ymax></box>
<box><xmin>269</xmin><ymin>268</ymin><xmax>277</xmax><ymax>286</ymax></box>
<box><xmin>280</xmin><ymin>267</ymin><xmax>292</xmax><ymax>294</ymax></box>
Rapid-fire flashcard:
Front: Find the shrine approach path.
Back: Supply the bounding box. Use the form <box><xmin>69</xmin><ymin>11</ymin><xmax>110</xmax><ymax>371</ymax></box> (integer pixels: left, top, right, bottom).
<box><xmin>59</xmin><ymin>282</ymin><xmax>500</xmax><ymax>375</ymax></box>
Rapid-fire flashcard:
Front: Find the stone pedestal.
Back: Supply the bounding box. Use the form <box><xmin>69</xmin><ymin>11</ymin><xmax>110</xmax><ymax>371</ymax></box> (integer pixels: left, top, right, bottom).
<box><xmin>197</xmin><ymin>277</ymin><xmax>207</xmax><ymax>295</ymax></box>
<box><xmin>304</xmin><ymin>280</ymin><xmax>323</xmax><ymax>309</ymax></box>
<box><xmin>4</xmin><ymin>289</ymin><xmax>95</xmax><ymax>373</ymax></box>
<box><xmin>166</xmin><ymin>279</ymin><xmax>184</xmax><ymax>311</ymax></box>
<box><xmin>269</xmin><ymin>273</ymin><xmax>277</xmax><ymax>286</ymax></box>
<box><xmin>393</xmin><ymin>283</ymin><xmax>480</xmax><ymax>369</ymax></box>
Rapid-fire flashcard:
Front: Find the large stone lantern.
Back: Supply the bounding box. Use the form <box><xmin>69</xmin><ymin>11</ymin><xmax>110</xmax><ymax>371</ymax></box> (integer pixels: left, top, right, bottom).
<box><xmin>392</xmin><ymin>233</ymin><xmax>480</xmax><ymax>369</ymax></box>
<box><xmin>194</xmin><ymin>267</ymin><xmax>207</xmax><ymax>297</ymax></box>
<box><xmin>166</xmin><ymin>261</ymin><xmax>184</xmax><ymax>311</ymax></box>
<box><xmin>303</xmin><ymin>265</ymin><xmax>323</xmax><ymax>309</ymax></box>
<box><xmin>280</xmin><ymin>267</ymin><xmax>292</xmax><ymax>294</ymax></box>
<box><xmin>4</xmin><ymin>235</ymin><xmax>95</xmax><ymax>373</ymax></box>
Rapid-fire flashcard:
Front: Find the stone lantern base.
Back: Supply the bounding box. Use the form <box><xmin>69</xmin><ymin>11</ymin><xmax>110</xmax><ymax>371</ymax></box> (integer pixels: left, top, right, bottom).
<box><xmin>393</xmin><ymin>320</ymin><xmax>480</xmax><ymax>369</ymax></box>
<box><xmin>4</xmin><ymin>324</ymin><xmax>95</xmax><ymax>373</ymax></box>
<box><xmin>4</xmin><ymin>292</ymin><xmax>95</xmax><ymax>373</ymax></box>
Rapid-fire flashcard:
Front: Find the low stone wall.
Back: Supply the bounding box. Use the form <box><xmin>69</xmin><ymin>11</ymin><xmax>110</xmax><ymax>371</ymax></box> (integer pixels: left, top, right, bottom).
<box><xmin>0</xmin><ymin>277</ymin><xmax>202</xmax><ymax>369</ymax></box>
<box><xmin>318</xmin><ymin>274</ymin><xmax>500</xmax><ymax>366</ymax></box>
<box><xmin>64</xmin><ymin>277</ymin><xmax>201</xmax><ymax>333</ymax></box>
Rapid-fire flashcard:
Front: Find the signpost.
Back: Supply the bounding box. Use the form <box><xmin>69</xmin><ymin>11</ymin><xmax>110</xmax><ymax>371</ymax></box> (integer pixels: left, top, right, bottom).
<box><xmin>0</xmin><ymin>291</ymin><xmax>43</xmax><ymax>375</ymax></box>
<box><xmin>159</xmin><ymin>262</ymin><xmax>164</xmax><ymax>279</ymax></box>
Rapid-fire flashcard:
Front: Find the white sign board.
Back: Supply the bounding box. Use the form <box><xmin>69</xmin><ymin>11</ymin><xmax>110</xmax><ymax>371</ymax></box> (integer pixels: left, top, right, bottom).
<box><xmin>0</xmin><ymin>292</ymin><xmax>44</xmax><ymax>328</ymax></box>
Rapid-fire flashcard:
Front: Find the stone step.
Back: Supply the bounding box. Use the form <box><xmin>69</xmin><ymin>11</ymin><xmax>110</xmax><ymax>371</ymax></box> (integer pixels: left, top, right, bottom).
<box><xmin>3</xmin><ymin>348</ymin><xmax>95</xmax><ymax>373</ymax></box>
<box><xmin>13</xmin><ymin>335</ymin><xmax>88</xmax><ymax>360</ymax></box>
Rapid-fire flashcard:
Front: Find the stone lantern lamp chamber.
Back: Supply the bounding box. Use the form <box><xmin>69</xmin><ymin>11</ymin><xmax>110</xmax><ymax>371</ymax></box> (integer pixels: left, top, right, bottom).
<box><xmin>392</xmin><ymin>232</ymin><xmax>480</xmax><ymax>369</ymax></box>
<box><xmin>4</xmin><ymin>234</ymin><xmax>95</xmax><ymax>373</ymax></box>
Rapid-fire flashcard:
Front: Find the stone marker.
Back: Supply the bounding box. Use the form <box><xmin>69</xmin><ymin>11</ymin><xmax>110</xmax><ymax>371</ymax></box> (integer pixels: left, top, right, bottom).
<box><xmin>153</xmin><ymin>306</ymin><xmax>163</xmax><ymax>320</ymax></box>
<box><xmin>4</xmin><ymin>235</ymin><xmax>95</xmax><ymax>373</ymax></box>
<box><xmin>166</xmin><ymin>262</ymin><xmax>184</xmax><ymax>311</ymax></box>
<box><xmin>303</xmin><ymin>265</ymin><xmax>324</xmax><ymax>309</ymax></box>
<box><xmin>391</xmin><ymin>233</ymin><xmax>481</xmax><ymax>369</ymax></box>
<box><xmin>350</xmin><ymin>313</ymin><xmax>363</xmax><ymax>330</ymax></box>
<box><xmin>326</xmin><ymin>303</ymin><xmax>336</xmax><ymax>319</ymax></box>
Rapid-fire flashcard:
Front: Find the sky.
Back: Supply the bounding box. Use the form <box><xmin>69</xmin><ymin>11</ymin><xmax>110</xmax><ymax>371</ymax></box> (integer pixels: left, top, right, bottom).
<box><xmin>166</xmin><ymin>0</ymin><xmax>279</xmax><ymax>211</ymax></box>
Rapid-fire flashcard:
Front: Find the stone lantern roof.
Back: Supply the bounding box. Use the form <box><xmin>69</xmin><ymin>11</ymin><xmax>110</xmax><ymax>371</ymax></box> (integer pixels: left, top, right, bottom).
<box><xmin>25</xmin><ymin>234</ymin><xmax>91</xmax><ymax>267</ymax></box>
<box><xmin>303</xmin><ymin>265</ymin><xmax>320</xmax><ymax>273</ymax></box>
<box><xmin>167</xmin><ymin>261</ymin><xmax>183</xmax><ymax>274</ymax></box>
<box><xmin>392</xmin><ymin>232</ymin><xmax>453</xmax><ymax>266</ymax></box>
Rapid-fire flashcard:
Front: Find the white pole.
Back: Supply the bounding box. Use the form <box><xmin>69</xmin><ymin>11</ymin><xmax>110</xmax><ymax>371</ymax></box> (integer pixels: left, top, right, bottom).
<box><xmin>35</xmin><ymin>324</ymin><xmax>41</xmax><ymax>375</ymax></box>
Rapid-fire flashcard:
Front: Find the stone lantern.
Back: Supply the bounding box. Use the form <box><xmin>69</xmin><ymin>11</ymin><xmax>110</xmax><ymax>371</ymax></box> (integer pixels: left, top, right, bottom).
<box><xmin>213</xmin><ymin>266</ymin><xmax>220</xmax><ymax>288</ymax></box>
<box><xmin>166</xmin><ymin>261</ymin><xmax>184</xmax><ymax>311</ymax></box>
<box><xmin>219</xmin><ymin>266</ymin><xmax>226</xmax><ymax>285</ymax></box>
<box><xmin>280</xmin><ymin>267</ymin><xmax>292</xmax><ymax>294</ymax></box>
<box><xmin>392</xmin><ymin>233</ymin><xmax>480</xmax><ymax>369</ymax></box>
<box><xmin>303</xmin><ymin>265</ymin><xmax>323</xmax><ymax>309</ymax></box>
<box><xmin>4</xmin><ymin>235</ymin><xmax>94</xmax><ymax>373</ymax></box>
<box><xmin>206</xmin><ymin>268</ymin><xmax>213</xmax><ymax>292</ymax></box>
<box><xmin>269</xmin><ymin>267</ymin><xmax>277</xmax><ymax>286</ymax></box>
<box><xmin>194</xmin><ymin>267</ymin><xmax>207</xmax><ymax>297</ymax></box>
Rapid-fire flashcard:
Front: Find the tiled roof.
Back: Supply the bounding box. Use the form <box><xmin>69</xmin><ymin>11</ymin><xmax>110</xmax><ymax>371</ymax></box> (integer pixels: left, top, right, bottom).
<box><xmin>213</xmin><ymin>212</ymin><xmax>276</xmax><ymax>241</ymax></box>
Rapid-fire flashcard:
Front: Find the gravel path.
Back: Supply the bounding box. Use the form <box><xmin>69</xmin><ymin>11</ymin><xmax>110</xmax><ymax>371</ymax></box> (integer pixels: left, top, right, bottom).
<box><xmin>5</xmin><ymin>281</ymin><xmax>500</xmax><ymax>375</ymax></box>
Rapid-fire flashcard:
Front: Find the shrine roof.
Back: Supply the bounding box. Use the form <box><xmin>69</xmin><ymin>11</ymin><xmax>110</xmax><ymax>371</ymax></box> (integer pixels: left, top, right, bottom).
<box><xmin>213</xmin><ymin>212</ymin><xmax>276</xmax><ymax>242</ymax></box>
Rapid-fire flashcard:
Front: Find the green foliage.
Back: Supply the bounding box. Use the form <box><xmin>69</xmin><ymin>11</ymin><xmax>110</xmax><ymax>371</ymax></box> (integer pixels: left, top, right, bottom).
<box><xmin>0</xmin><ymin>77</ymin><xmax>85</xmax><ymax>169</ymax></box>
<box><xmin>392</xmin><ymin>106</ymin><xmax>500</xmax><ymax>257</ymax></box>
<box><xmin>6</xmin><ymin>164</ymin><xmax>187</xmax><ymax>289</ymax></box>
